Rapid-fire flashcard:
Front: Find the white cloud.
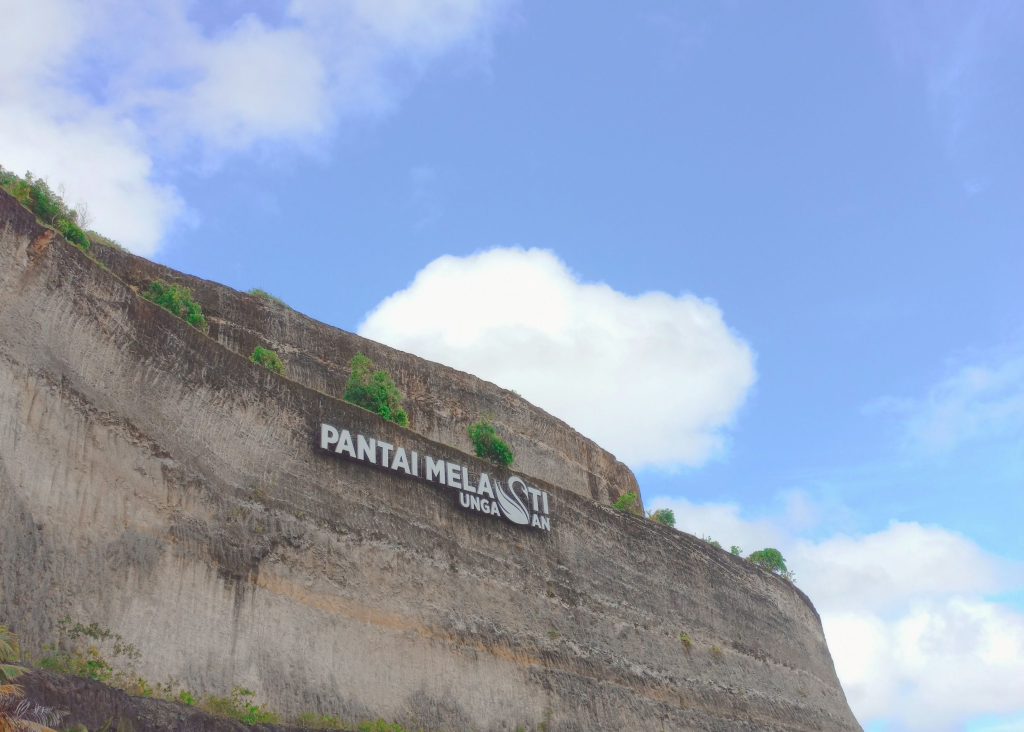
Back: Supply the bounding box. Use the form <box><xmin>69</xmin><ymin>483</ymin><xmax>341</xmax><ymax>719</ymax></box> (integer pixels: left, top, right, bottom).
<box><xmin>358</xmin><ymin>247</ymin><xmax>756</xmax><ymax>468</ymax></box>
<box><xmin>827</xmin><ymin>599</ymin><xmax>1024</xmax><ymax>729</ymax></box>
<box><xmin>0</xmin><ymin>0</ymin><xmax>508</xmax><ymax>253</ymax></box>
<box><xmin>868</xmin><ymin>355</ymin><xmax>1024</xmax><ymax>454</ymax></box>
<box><xmin>792</xmin><ymin>521</ymin><xmax>1010</xmax><ymax>613</ymax></box>
<box><xmin>908</xmin><ymin>357</ymin><xmax>1024</xmax><ymax>452</ymax></box>
<box><xmin>0</xmin><ymin>105</ymin><xmax>183</xmax><ymax>253</ymax></box>
<box><xmin>647</xmin><ymin>495</ymin><xmax>1024</xmax><ymax>729</ymax></box>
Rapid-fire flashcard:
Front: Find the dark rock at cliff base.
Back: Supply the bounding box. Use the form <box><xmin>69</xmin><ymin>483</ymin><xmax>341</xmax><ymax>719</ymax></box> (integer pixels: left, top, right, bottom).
<box><xmin>19</xmin><ymin>670</ymin><xmax>298</xmax><ymax>732</ymax></box>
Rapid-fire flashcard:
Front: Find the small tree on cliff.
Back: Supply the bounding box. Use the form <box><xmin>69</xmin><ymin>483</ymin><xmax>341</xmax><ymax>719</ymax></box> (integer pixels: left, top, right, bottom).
<box><xmin>467</xmin><ymin>419</ymin><xmax>514</xmax><ymax>467</ymax></box>
<box><xmin>747</xmin><ymin>548</ymin><xmax>794</xmax><ymax>581</ymax></box>
<box><xmin>650</xmin><ymin>508</ymin><xmax>675</xmax><ymax>528</ymax></box>
<box><xmin>344</xmin><ymin>353</ymin><xmax>409</xmax><ymax>427</ymax></box>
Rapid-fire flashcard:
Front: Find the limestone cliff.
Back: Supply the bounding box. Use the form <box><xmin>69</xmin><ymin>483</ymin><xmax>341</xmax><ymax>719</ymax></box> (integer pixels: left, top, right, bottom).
<box><xmin>0</xmin><ymin>189</ymin><xmax>861</xmax><ymax>731</ymax></box>
<box><xmin>86</xmin><ymin>241</ymin><xmax>639</xmax><ymax>509</ymax></box>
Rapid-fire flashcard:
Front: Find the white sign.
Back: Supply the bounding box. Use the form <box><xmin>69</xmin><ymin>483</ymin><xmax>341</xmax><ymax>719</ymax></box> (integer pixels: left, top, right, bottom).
<box><xmin>319</xmin><ymin>424</ymin><xmax>552</xmax><ymax>531</ymax></box>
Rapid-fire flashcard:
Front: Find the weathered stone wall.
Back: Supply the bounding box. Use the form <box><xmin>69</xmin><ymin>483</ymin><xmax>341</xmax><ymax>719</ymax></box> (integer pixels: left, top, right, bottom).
<box><xmin>0</xmin><ymin>191</ymin><xmax>860</xmax><ymax>731</ymax></box>
<box><xmin>88</xmin><ymin>243</ymin><xmax>639</xmax><ymax>508</ymax></box>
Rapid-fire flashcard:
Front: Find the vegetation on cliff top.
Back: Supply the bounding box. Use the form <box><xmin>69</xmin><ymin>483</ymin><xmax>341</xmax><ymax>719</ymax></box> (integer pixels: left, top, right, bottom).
<box><xmin>467</xmin><ymin>419</ymin><xmax>514</xmax><ymax>467</ymax></box>
<box><xmin>250</xmin><ymin>346</ymin><xmax>286</xmax><ymax>376</ymax></box>
<box><xmin>141</xmin><ymin>280</ymin><xmax>209</xmax><ymax>333</ymax></box>
<box><xmin>247</xmin><ymin>288</ymin><xmax>288</xmax><ymax>307</ymax></box>
<box><xmin>748</xmin><ymin>548</ymin><xmax>793</xmax><ymax>579</ymax></box>
<box><xmin>0</xmin><ymin>167</ymin><xmax>91</xmax><ymax>252</ymax></box>
<box><xmin>344</xmin><ymin>352</ymin><xmax>409</xmax><ymax>427</ymax></box>
<box><xmin>612</xmin><ymin>498</ymin><xmax>796</xmax><ymax>583</ymax></box>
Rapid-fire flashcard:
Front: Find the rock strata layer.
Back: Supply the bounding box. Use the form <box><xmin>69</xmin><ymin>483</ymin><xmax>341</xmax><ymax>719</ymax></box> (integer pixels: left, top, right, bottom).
<box><xmin>0</xmin><ymin>190</ymin><xmax>861</xmax><ymax>731</ymax></box>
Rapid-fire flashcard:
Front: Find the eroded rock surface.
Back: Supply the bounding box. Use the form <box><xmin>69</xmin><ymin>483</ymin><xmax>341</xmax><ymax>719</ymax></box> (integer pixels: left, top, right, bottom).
<box><xmin>0</xmin><ymin>190</ymin><xmax>861</xmax><ymax>731</ymax></box>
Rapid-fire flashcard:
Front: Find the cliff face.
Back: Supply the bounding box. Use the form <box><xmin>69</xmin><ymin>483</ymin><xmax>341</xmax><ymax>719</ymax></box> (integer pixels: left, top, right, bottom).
<box><xmin>0</xmin><ymin>190</ymin><xmax>861</xmax><ymax>732</ymax></box>
<box><xmin>86</xmin><ymin>242</ymin><xmax>639</xmax><ymax>509</ymax></box>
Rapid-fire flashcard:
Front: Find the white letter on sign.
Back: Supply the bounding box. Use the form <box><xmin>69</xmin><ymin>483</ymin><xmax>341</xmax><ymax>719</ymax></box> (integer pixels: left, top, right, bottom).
<box><xmin>357</xmin><ymin>435</ymin><xmax>376</xmax><ymax>463</ymax></box>
<box><xmin>426</xmin><ymin>457</ymin><xmax>445</xmax><ymax>483</ymax></box>
<box><xmin>321</xmin><ymin>424</ymin><xmax>339</xmax><ymax>450</ymax></box>
<box><xmin>336</xmin><ymin>430</ymin><xmax>356</xmax><ymax>457</ymax></box>
<box><xmin>391</xmin><ymin>447</ymin><xmax>410</xmax><ymax>474</ymax></box>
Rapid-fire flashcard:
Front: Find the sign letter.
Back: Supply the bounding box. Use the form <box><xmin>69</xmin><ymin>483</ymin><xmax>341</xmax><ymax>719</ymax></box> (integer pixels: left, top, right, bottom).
<box><xmin>320</xmin><ymin>424</ymin><xmax>339</xmax><ymax>450</ymax></box>
<box><xmin>426</xmin><ymin>457</ymin><xmax>445</xmax><ymax>483</ymax></box>
<box><xmin>357</xmin><ymin>435</ymin><xmax>376</xmax><ymax>463</ymax></box>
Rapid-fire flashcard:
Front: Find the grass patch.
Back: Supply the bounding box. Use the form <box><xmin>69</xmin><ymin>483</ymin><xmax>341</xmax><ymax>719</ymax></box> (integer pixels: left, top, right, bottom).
<box><xmin>86</xmin><ymin>230</ymin><xmax>124</xmax><ymax>250</ymax></box>
<box><xmin>200</xmin><ymin>687</ymin><xmax>279</xmax><ymax>724</ymax></box>
<box><xmin>247</xmin><ymin>288</ymin><xmax>288</xmax><ymax>307</ymax></box>
<box><xmin>297</xmin><ymin>713</ymin><xmax>346</xmax><ymax>729</ymax></box>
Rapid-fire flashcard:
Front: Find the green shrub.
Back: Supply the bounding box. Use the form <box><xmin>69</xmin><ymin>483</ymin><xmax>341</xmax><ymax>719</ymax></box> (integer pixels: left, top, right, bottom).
<box><xmin>141</xmin><ymin>280</ymin><xmax>208</xmax><ymax>332</ymax></box>
<box><xmin>247</xmin><ymin>288</ymin><xmax>287</xmax><ymax>307</ymax></box>
<box><xmin>200</xmin><ymin>687</ymin><xmax>279</xmax><ymax>724</ymax></box>
<box><xmin>703</xmin><ymin>536</ymin><xmax>722</xmax><ymax>549</ymax></box>
<box><xmin>343</xmin><ymin>353</ymin><xmax>409</xmax><ymax>427</ymax></box>
<box><xmin>296</xmin><ymin>712</ymin><xmax>345</xmax><ymax>729</ymax></box>
<box><xmin>38</xmin><ymin>618</ymin><xmax>140</xmax><ymax>686</ymax></box>
<box><xmin>730</xmin><ymin>545</ymin><xmax>743</xmax><ymax>556</ymax></box>
<box><xmin>747</xmin><ymin>548</ymin><xmax>788</xmax><ymax>576</ymax></box>
<box><xmin>651</xmin><ymin>508</ymin><xmax>675</xmax><ymax>527</ymax></box>
<box><xmin>679</xmin><ymin>632</ymin><xmax>692</xmax><ymax>649</ymax></box>
<box><xmin>57</xmin><ymin>217</ymin><xmax>90</xmax><ymax>250</ymax></box>
<box><xmin>467</xmin><ymin>419</ymin><xmax>514</xmax><ymax>467</ymax></box>
<box><xmin>612</xmin><ymin>491</ymin><xmax>641</xmax><ymax>515</ymax></box>
<box><xmin>0</xmin><ymin>167</ymin><xmax>90</xmax><ymax>250</ymax></box>
<box><xmin>250</xmin><ymin>346</ymin><xmax>285</xmax><ymax>375</ymax></box>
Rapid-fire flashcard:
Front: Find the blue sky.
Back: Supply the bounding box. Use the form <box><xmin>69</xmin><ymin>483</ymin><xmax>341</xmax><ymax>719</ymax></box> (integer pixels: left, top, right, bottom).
<box><xmin>3</xmin><ymin>0</ymin><xmax>1023</xmax><ymax>728</ymax></box>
